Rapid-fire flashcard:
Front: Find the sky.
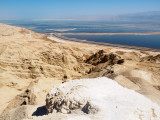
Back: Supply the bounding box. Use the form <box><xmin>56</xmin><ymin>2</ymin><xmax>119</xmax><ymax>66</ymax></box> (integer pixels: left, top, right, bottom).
<box><xmin>0</xmin><ymin>0</ymin><xmax>160</xmax><ymax>20</ymax></box>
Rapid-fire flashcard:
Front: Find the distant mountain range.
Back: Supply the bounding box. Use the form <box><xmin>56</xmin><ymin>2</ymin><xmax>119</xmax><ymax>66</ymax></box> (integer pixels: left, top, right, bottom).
<box><xmin>0</xmin><ymin>11</ymin><xmax>159</xmax><ymax>23</ymax></box>
<box><xmin>116</xmin><ymin>11</ymin><xmax>160</xmax><ymax>23</ymax></box>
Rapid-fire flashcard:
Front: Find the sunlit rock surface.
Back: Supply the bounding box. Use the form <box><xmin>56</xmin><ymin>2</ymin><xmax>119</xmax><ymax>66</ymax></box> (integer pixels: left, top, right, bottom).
<box><xmin>46</xmin><ymin>77</ymin><xmax>160</xmax><ymax>120</ymax></box>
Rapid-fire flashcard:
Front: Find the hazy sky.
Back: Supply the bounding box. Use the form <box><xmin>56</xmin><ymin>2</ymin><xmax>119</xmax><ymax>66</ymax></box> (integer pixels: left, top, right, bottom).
<box><xmin>0</xmin><ymin>0</ymin><xmax>160</xmax><ymax>20</ymax></box>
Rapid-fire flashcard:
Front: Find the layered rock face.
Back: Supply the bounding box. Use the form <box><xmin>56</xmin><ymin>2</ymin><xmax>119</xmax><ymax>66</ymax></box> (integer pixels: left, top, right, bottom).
<box><xmin>0</xmin><ymin>23</ymin><xmax>160</xmax><ymax>119</ymax></box>
<box><xmin>0</xmin><ymin>23</ymin><xmax>124</xmax><ymax>115</ymax></box>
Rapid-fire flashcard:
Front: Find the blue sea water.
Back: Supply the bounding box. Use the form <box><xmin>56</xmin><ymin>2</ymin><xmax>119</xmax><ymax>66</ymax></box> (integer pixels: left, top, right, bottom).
<box><xmin>1</xmin><ymin>20</ymin><xmax>160</xmax><ymax>33</ymax></box>
<box><xmin>63</xmin><ymin>35</ymin><xmax>160</xmax><ymax>49</ymax></box>
<box><xmin>0</xmin><ymin>20</ymin><xmax>160</xmax><ymax>49</ymax></box>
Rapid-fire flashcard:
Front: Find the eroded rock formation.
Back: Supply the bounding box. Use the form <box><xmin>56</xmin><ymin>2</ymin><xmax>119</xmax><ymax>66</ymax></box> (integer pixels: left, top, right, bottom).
<box><xmin>45</xmin><ymin>77</ymin><xmax>160</xmax><ymax>120</ymax></box>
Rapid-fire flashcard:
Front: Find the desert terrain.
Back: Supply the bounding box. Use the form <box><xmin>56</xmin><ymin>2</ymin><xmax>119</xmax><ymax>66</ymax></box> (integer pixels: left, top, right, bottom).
<box><xmin>0</xmin><ymin>23</ymin><xmax>160</xmax><ymax>119</ymax></box>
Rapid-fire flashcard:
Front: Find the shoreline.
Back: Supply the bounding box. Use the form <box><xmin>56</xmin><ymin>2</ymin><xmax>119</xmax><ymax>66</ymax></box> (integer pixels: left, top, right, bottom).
<box><xmin>57</xmin><ymin>32</ymin><xmax>160</xmax><ymax>35</ymax></box>
<box><xmin>50</xmin><ymin>33</ymin><xmax>160</xmax><ymax>52</ymax></box>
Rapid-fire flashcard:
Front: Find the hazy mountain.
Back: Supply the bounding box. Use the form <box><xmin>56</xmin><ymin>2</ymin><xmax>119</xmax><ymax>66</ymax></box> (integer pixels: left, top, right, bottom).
<box><xmin>116</xmin><ymin>11</ymin><xmax>160</xmax><ymax>23</ymax></box>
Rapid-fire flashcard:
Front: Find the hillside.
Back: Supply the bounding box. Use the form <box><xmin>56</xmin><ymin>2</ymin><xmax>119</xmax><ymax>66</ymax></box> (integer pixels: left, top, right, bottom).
<box><xmin>0</xmin><ymin>23</ymin><xmax>160</xmax><ymax>119</ymax></box>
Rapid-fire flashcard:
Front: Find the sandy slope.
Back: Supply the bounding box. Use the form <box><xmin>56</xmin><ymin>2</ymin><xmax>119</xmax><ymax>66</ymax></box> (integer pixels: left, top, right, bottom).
<box><xmin>0</xmin><ymin>23</ymin><xmax>160</xmax><ymax>119</ymax></box>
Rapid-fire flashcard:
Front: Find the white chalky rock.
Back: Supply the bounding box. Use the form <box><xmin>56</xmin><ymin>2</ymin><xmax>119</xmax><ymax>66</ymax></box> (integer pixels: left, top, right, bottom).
<box><xmin>46</xmin><ymin>77</ymin><xmax>160</xmax><ymax>120</ymax></box>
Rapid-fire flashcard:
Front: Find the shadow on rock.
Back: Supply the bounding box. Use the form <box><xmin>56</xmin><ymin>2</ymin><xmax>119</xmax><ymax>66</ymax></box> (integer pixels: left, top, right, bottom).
<box><xmin>32</xmin><ymin>106</ymin><xmax>47</xmax><ymax>116</ymax></box>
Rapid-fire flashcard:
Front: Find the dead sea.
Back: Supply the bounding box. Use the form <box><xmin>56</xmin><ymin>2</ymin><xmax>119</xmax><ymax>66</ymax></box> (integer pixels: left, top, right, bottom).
<box><xmin>55</xmin><ymin>33</ymin><xmax>160</xmax><ymax>50</ymax></box>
